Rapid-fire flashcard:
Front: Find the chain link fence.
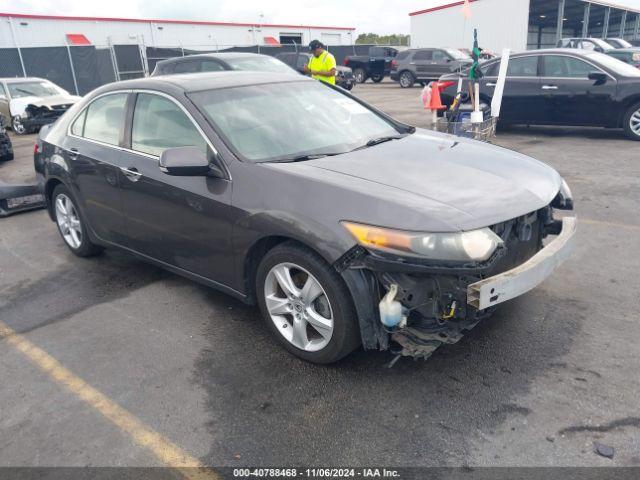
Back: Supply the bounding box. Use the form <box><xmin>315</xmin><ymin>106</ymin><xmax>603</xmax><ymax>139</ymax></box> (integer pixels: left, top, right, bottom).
<box><xmin>0</xmin><ymin>43</ymin><xmax>386</xmax><ymax>95</ymax></box>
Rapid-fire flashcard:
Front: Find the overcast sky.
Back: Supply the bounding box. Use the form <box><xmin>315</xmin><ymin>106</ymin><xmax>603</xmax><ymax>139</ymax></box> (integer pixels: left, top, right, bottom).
<box><xmin>3</xmin><ymin>0</ymin><xmax>640</xmax><ymax>35</ymax></box>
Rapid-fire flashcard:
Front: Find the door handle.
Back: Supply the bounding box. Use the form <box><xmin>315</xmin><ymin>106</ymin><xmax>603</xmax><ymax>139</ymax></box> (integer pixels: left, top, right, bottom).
<box><xmin>68</xmin><ymin>148</ymin><xmax>79</xmax><ymax>160</ymax></box>
<box><xmin>542</xmin><ymin>85</ymin><xmax>558</xmax><ymax>90</ymax></box>
<box><xmin>120</xmin><ymin>166</ymin><xmax>142</xmax><ymax>182</ymax></box>
<box><xmin>486</xmin><ymin>82</ymin><xmax>496</xmax><ymax>87</ymax></box>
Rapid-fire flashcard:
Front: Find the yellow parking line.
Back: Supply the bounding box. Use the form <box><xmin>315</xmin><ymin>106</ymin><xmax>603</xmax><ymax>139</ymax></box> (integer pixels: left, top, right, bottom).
<box><xmin>0</xmin><ymin>321</ymin><xmax>219</xmax><ymax>480</ymax></box>
<box><xmin>580</xmin><ymin>218</ymin><xmax>640</xmax><ymax>231</ymax></box>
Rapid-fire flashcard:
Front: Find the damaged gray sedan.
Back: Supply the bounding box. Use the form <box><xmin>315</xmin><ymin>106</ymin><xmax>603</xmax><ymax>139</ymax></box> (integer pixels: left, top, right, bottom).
<box><xmin>39</xmin><ymin>71</ymin><xmax>576</xmax><ymax>363</ymax></box>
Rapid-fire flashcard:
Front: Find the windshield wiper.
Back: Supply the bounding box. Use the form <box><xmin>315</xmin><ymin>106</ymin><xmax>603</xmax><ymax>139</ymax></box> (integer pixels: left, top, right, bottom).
<box><xmin>351</xmin><ymin>135</ymin><xmax>406</xmax><ymax>151</ymax></box>
<box><xmin>266</xmin><ymin>152</ymin><xmax>342</xmax><ymax>163</ymax></box>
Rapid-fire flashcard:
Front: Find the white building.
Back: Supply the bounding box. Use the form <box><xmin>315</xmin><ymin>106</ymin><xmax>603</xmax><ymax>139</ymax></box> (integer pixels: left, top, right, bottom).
<box><xmin>0</xmin><ymin>12</ymin><xmax>355</xmax><ymax>49</ymax></box>
<box><xmin>410</xmin><ymin>0</ymin><xmax>640</xmax><ymax>53</ymax></box>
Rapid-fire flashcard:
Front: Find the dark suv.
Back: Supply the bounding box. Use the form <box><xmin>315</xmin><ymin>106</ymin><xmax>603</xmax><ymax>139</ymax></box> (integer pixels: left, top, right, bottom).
<box><xmin>390</xmin><ymin>48</ymin><xmax>472</xmax><ymax>88</ymax></box>
<box><xmin>275</xmin><ymin>52</ymin><xmax>355</xmax><ymax>90</ymax></box>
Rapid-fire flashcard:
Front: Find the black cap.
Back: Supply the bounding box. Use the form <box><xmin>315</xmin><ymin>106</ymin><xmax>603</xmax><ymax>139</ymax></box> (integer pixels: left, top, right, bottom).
<box><xmin>309</xmin><ymin>40</ymin><xmax>324</xmax><ymax>51</ymax></box>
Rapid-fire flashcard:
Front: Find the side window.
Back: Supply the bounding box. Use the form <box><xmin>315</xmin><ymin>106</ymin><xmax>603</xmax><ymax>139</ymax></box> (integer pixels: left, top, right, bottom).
<box><xmin>200</xmin><ymin>60</ymin><xmax>225</xmax><ymax>72</ymax></box>
<box><xmin>412</xmin><ymin>50</ymin><xmax>433</xmax><ymax>61</ymax></box>
<box><xmin>481</xmin><ymin>62</ymin><xmax>499</xmax><ymax>77</ymax></box>
<box><xmin>70</xmin><ymin>108</ymin><xmax>87</xmax><ymax>136</ymax></box>
<box><xmin>82</xmin><ymin>93</ymin><xmax>128</xmax><ymax>145</ymax></box>
<box><xmin>507</xmin><ymin>56</ymin><xmax>538</xmax><ymax>76</ymax></box>
<box><xmin>544</xmin><ymin>56</ymin><xmax>594</xmax><ymax>78</ymax></box>
<box><xmin>131</xmin><ymin>93</ymin><xmax>207</xmax><ymax>157</ymax></box>
<box><xmin>0</xmin><ymin>83</ymin><xmax>6</xmax><ymax>97</ymax></box>
<box><xmin>432</xmin><ymin>50</ymin><xmax>450</xmax><ymax>62</ymax></box>
<box><xmin>173</xmin><ymin>60</ymin><xmax>199</xmax><ymax>74</ymax></box>
<box><xmin>396</xmin><ymin>51</ymin><xmax>411</xmax><ymax>61</ymax></box>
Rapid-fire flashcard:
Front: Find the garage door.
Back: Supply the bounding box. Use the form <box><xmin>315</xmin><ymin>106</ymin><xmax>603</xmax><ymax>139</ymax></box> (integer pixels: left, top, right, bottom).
<box><xmin>320</xmin><ymin>33</ymin><xmax>341</xmax><ymax>45</ymax></box>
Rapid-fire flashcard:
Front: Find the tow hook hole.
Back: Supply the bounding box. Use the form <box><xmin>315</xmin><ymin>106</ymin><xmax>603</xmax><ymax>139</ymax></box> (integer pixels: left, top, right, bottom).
<box><xmin>490</xmin><ymin>288</ymin><xmax>495</xmax><ymax>294</ymax></box>
<box><xmin>490</xmin><ymin>295</ymin><xmax>499</xmax><ymax>302</ymax></box>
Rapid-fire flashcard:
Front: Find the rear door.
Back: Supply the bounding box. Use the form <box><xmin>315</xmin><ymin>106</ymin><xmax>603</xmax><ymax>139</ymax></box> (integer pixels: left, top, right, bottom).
<box><xmin>486</xmin><ymin>55</ymin><xmax>544</xmax><ymax>124</ymax></box>
<box><xmin>63</xmin><ymin>92</ymin><xmax>129</xmax><ymax>244</ymax></box>
<box><xmin>540</xmin><ymin>54</ymin><xmax>616</xmax><ymax>126</ymax></box>
<box><xmin>118</xmin><ymin>91</ymin><xmax>235</xmax><ymax>286</ymax></box>
<box><xmin>411</xmin><ymin>49</ymin><xmax>434</xmax><ymax>80</ymax></box>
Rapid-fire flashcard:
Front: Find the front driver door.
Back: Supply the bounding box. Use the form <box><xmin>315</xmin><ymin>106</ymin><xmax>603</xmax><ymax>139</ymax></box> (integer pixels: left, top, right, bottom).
<box><xmin>118</xmin><ymin>91</ymin><xmax>235</xmax><ymax>287</ymax></box>
<box><xmin>540</xmin><ymin>54</ymin><xmax>616</xmax><ymax>126</ymax></box>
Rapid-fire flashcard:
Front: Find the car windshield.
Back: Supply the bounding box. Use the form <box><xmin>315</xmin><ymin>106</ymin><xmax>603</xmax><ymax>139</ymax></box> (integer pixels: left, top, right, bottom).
<box><xmin>609</xmin><ymin>38</ymin><xmax>632</xmax><ymax>48</ymax></box>
<box><xmin>446</xmin><ymin>48</ymin><xmax>470</xmax><ymax>60</ymax></box>
<box><xmin>226</xmin><ymin>56</ymin><xmax>295</xmax><ymax>74</ymax></box>
<box><xmin>8</xmin><ymin>81</ymin><xmax>66</xmax><ymax>99</ymax></box>
<box><xmin>189</xmin><ymin>80</ymin><xmax>401</xmax><ymax>163</ymax></box>
<box><xmin>586</xmin><ymin>51</ymin><xmax>640</xmax><ymax>76</ymax></box>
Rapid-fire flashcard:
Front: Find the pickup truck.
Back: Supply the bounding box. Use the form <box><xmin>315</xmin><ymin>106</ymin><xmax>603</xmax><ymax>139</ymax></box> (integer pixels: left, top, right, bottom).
<box><xmin>342</xmin><ymin>46</ymin><xmax>399</xmax><ymax>83</ymax></box>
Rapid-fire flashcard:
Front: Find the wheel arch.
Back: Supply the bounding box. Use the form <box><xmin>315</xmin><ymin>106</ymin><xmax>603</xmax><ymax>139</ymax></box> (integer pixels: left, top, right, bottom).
<box><xmin>44</xmin><ymin>178</ymin><xmax>64</xmax><ymax>221</ymax></box>
<box><xmin>618</xmin><ymin>95</ymin><xmax>640</xmax><ymax>128</ymax></box>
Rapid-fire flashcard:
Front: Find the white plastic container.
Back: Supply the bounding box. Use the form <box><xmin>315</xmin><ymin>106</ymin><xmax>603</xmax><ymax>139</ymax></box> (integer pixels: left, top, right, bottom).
<box><xmin>379</xmin><ymin>284</ymin><xmax>403</xmax><ymax>328</ymax></box>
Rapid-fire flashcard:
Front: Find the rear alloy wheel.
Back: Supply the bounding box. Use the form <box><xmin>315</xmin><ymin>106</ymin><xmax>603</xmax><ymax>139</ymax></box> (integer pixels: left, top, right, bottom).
<box><xmin>399</xmin><ymin>71</ymin><xmax>415</xmax><ymax>88</ymax></box>
<box><xmin>52</xmin><ymin>184</ymin><xmax>103</xmax><ymax>257</ymax></box>
<box><xmin>623</xmin><ymin>102</ymin><xmax>640</xmax><ymax>141</ymax></box>
<box><xmin>353</xmin><ymin>68</ymin><xmax>367</xmax><ymax>84</ymax></box>
<box><xmin>12</xmin><ymin>115</ymin><xmax>28</xmax><ymax>135</ymax></box>
<box><xmin>256</xmin><ymin>242</ymin><xmax>360</xmax><ymax>363</ymax></box>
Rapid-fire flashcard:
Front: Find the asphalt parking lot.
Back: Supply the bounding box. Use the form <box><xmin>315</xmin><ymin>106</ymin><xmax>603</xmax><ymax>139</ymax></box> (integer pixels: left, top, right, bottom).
<box><xmin>1</xmin><ymin>79</ymin><xmax>640</xmax><ymax>470</ymax></box>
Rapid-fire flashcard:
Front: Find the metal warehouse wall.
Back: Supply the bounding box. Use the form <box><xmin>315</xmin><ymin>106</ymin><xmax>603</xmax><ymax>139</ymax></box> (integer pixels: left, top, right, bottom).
<box><xmin>0</xmin><ymin>16</ymin><xmax>354</xmax><ymax>49</ymax></box>
<box><xmin>410</xmin><ymin>0</ymin><xmax>531</xmax><ymax>53</ymax></box>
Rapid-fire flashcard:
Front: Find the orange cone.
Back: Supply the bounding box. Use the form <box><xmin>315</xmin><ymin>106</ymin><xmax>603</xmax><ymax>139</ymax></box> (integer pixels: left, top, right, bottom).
<box><xmin>429</xmin><ymin>82</ymin><xmax>446</xmax><ymax>111</ymax></box>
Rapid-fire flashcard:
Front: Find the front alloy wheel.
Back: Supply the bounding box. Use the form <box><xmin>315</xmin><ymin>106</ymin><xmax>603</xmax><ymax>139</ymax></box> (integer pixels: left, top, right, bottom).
<box><xmin>264</xmin><ymin>263</ymin><xmax>333</xmax><ymax>352</ymax></box>
<box><xmin>12</xmin><ymin>115</ymin><xmax>27</xmax><ymax>135</ymax></box>
<box><xmin>256</xmin><ymin>242</ymin><xmax>360</xmax><ymax>363</ymax></box>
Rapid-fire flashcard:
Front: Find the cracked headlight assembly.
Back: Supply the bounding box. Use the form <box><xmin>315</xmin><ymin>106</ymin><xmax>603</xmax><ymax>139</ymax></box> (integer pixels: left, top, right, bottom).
<box><xmin>552</xmin><ymin>178</ymin><xmax>574</xmax><ymax>210</ymax></box>
<box><xmin>342</xmin><ymin>222</ymin><xmax>504</xmax><ymax>262</ymax></box>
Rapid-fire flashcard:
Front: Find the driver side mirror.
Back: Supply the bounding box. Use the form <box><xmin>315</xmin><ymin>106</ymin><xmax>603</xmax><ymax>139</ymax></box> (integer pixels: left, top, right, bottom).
<box><xmin>588</xmin><ymin>71</ymin><xmax>607</xmax><ymax>85</ymax></box>
<box><xmin>159</xmin><ymin>146</ymin><xmax>224</xmax><ymax>177</ymax></box>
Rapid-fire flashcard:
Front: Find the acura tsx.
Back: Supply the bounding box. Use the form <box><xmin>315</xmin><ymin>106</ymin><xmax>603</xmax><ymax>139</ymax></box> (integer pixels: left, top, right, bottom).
<box><xmin>38</xmin><ymin>71</ymin><xmax>576</xmax><ymax>363</ymax></box>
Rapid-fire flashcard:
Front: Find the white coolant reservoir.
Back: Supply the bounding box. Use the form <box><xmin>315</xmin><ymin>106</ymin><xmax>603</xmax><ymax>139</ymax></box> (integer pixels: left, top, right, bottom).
<box><xmin>379</xmin><ymin>284</ymin><xmax>404</xmax><ymax>328</ymax></box>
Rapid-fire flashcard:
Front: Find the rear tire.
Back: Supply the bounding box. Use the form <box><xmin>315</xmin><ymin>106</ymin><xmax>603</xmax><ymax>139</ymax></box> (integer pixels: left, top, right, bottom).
<box><xmin>623</xmin><ymin>102</ymin><xmax>640</xmax><ymax>141</ymax></box>
<box><xmin>371</xmin><ymin>74</ymin><xmax>384</xmax><ymax>83</ymax></box>
<box><xmin>52</xmin><ymin>184</ymin><xmax>103</xmax><ymax>257</ymax></box>
<box><xmin>399</xmin><ymin>71</ymin><xmax>415</xmax><ymax>88</ymax></box>
<box><xmin>353</xmin><ymin>68</ymin><xmax>367</xmax><ymax>84</ymax></box>
<box><xmin>256</xmin><ymin>242</ymin><xmax>360</xmax><ymax>364</ymax></box>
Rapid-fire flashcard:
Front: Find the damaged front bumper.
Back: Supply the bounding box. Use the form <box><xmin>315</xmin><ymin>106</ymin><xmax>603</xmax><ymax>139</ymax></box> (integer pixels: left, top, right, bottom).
<box><xmin>468</xmin><ymin>216</ymin><xmax>576</xmax><ymax>310</ymax></box>
<box><xmin>338</xmin><ymin>210</ymin><xmax>577</xmax><ymax>359</ymax></box>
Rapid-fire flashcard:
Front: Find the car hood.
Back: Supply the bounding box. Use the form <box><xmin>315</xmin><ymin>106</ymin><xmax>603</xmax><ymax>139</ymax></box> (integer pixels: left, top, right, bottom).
<box><xmin>269</xmin><ymin>129</ymin><xmax>561</xmax><ymax>232</ymax></box>
<box><xmin>9</xmin><ymin>94</ymin><xmax>80</xmax><ymax>116</ymax></box>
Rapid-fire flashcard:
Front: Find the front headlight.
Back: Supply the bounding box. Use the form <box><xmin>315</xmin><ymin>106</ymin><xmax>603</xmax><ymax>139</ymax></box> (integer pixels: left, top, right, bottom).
<box><xmin>552</xmin><ymin>178</ymin><xmax>574</xmax><ymax>210</ymax></box>
<box><xmin>342</xmin><ymin>222</ymin><xmax>504</xmax><ymax>262</ymax></box>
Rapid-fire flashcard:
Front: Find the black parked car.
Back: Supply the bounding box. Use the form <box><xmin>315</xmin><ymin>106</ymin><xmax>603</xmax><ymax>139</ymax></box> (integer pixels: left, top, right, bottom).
<box><xmin>343</xmin><ymin>46</ymin><xmax>399</xmax><ymax>83</ymax></box>
<box><xmin>275</xmin><ymin>52</ymin><xmax>355</xmax><ymax>90</ymax></box>
<box><xmin>0</xmin><ymin>114</ymin><xmax>13</xmax><ymax>162</ymax></box>
<box><xmin>151</xmin><ymin>52</ymin><xmax>295</xmax><ymax>76</ymax></box>
<box><xmin>38</xmin><ymin>71</ymin><xmax>575</xmax><ymax>363</ymax></box>
<box><xmin>440</xmin><ymin>49</ymin><xmax>640</xmax><ymax>140</ymax></box>
<box><xmin>390</xmin><ymin>48</ymin><xmax>472</xmax><ymax>88</ymax></box>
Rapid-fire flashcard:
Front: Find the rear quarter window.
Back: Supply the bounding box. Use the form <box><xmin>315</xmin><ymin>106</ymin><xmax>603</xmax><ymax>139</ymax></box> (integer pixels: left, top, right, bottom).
<box><xmin>396</xmin><ymin>51</ymin><xmax>411</xmax><ymax>61</ymax></box>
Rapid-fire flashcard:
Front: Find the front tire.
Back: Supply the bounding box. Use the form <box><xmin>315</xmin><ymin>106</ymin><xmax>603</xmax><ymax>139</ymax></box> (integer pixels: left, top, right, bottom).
<box><xmin>623</xmin><ymin>102</ymin><xmax>640</xmax><ymax>141</ymax></box>
<box><xmin>353</xmin><ymin>68</ymin><xmax>367</xmax><ymax>84</ymax></box>
<box><xmin>52</xmin><ymin>184</ymin><xmax>103</xmax><ymax>257</ymax></box>
<box><xmin>12</xmin><ymin>116</ymin><xmax>28</xmax><ymax>135</ymax></box>
<box><xmin>256</xmin><ymin>242</ymin><xmax>360</xmax><ymax>364</ymax></box>
<box><xmin>399</xmin><ymin>71</ymin><xmax>415</xmax><ymax>88</ymax></box>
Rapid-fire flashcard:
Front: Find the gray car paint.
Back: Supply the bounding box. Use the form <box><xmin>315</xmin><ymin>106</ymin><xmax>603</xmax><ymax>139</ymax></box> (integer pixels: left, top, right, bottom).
<box><xmin>40</xmin><ymin>71</ymin><xmax>563</xmax><ymax>300</ymax></box>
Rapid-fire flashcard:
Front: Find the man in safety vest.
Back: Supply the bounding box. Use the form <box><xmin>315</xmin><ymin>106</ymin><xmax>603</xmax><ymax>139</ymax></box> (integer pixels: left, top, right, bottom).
<box><xmin>304</xmin><ymin>40</ymin><xmax>336</xmax><ymax>85</ymax></box>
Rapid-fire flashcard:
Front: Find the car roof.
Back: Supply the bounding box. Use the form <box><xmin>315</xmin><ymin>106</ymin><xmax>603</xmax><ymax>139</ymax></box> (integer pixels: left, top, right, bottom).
<box><xmin>0</xmin><ymin>77</ymin><xmax>47</xmax><ymax>83</ymax></box>
<box><xmin>100</xmin><ymin>70</ymin><xmax>311</xmax><ymax>94</ymax></box>
<box><xmin>163</xmin><ymin>52</ymin><xmax>276</xmax><ymax>61</ymax></box>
